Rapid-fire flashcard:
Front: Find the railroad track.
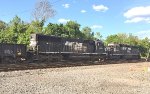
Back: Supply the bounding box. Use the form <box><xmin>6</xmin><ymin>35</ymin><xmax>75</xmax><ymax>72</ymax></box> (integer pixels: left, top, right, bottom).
<box><xmin>0</xmin><ymin>60</ymin><xmax>143</xmax><ymax>72</ymax></box>
<box><xmin>0</xmin><ymin>61</ymin><xmax>103</xmax><ymax>72</ymax></box>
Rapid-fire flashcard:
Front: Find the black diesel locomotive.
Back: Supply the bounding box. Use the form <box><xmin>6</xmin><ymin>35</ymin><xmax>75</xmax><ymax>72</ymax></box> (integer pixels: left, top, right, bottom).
<box><xmin>106</xmin><ymin>43</ymin><xmax>140</xmax><ymax>60</ymax></box>
<box><xmin>0</xmin><ymin>34</ymin><xmax>140</xmax><ymax>63</ymax></box>
<box><xmin>29</xmin><ymin>34</ymin><xmax>106</xmax><ymax>62</ymax></box>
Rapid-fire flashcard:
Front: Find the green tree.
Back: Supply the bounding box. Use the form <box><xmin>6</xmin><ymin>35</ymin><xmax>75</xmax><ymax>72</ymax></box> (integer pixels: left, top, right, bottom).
<box><xmin>126</xmin><ymin>33</ymin><xmax>139</xmax><ymax>45</ymax></box>
<box><xmin>65</xmin><ymin>21</ymin><xmax>82</xmax><ymax>38</ymax></box>
<box><xmin>29</xmin><ymin>20</ymin><xmax>45</xmax><ymax>33</ymax></box>
<box><xmin>81</xmin><ymin>27</ymin><xmax>94</xmax><ymax>40</ymax></box>
<box><xmin>117</xmin><ymin>33</ymin><xmax>128</xmax><ymax>43</ymax></box>
<box><xmin>0</xmin><ymin>16</ymin><xmax>30</xmax><ymax>44</ymax></box>
<box><xmin>0</xmin><ymin>20</ymin><xmax>7</xmax><ymax>31</ymax></box>
<box><xmin>105</xmin><ymin>34</ymin><xmax>120</xmax><ymax>44</ymax></box>
<box><xmin>95</xmin><ymin>32</ymin><xmax>102</xmax><ymax>40</ymax></box>
<box><xmin>0</xmin><ymin>29</ymin><xmax>14</xmax><ymax>43</ymax></box>
<box><xmin>105</xmin><ymin>33</ymin><xmax>140</xmax><ymax>45</ymax></box>
<box><xmin>8</xmin><ymin>16</ymin><xmax>29</xmax><ymax>43</ymax></box>
<box><xmin>17</xmin><ymin>31</ymin><xmax>30</xmax><ymax>45</ymax></box>
<box><xmin>45</xmin><ymin>23</ymin><xmax>65</xmax><ymax>36</ymax></box>
<box><xmin>139</xmin><ymin>37</ymin><xmax>150</xmax><ymax>59</ymax></box>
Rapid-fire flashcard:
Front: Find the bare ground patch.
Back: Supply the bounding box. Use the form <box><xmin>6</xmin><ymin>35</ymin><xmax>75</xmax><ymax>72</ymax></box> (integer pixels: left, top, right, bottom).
<box><xmin>0</xmin><ymin>62</ymin><xmax>150</xmax><ymax>94</ymax></box>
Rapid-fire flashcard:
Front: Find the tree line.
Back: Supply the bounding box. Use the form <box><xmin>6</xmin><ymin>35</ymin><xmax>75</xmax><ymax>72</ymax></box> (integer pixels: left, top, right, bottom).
<box><xmin>0</xmin><ymin>16</ymin><xmax>97</xmax><ymax>44</ymax></box>
<box><xmin>0</xmin><ymin>16</ymin><xmax>150</xmax><ymax>58</ymax></box>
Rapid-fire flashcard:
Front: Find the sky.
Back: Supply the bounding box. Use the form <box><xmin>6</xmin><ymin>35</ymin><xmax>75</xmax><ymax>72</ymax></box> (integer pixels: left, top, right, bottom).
<box><xmin>0</xmin><ymin>0</ymin><xmax>150</xmax><ymax>39</ymax></box>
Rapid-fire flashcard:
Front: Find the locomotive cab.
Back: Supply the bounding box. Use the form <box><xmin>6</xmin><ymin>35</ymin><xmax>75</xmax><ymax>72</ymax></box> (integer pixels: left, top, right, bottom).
<box><xmin>95</xmin><ymin>40</ymin><xmax>105</xmax><ymax>53</ymax></box>
<box><xmin>92</xmin><ymin>40</ymin><xmax>106</xmax><ymax>61</ymax></box>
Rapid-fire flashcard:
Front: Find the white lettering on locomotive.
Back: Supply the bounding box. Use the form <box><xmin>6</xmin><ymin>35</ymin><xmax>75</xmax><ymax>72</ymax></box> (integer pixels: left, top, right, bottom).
<box><xmin>4</xmin><ymin>50</ymin><xmax>13</xmax><ymax>55</ymax></box>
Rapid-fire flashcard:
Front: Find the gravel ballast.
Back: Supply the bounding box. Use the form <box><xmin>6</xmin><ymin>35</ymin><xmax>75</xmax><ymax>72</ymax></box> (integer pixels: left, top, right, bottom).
<box><xmin>0</xmin><ymin>62</ymin><xmax>150</xmax><ymax>94</ymax></box>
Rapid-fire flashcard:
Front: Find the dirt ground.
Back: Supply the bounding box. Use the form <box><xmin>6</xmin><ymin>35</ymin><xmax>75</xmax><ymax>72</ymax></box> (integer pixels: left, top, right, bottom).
<box><xmin>0</xmin><ymin>62</ymin><xmax>150</xmax><ymax>94</ymax></box>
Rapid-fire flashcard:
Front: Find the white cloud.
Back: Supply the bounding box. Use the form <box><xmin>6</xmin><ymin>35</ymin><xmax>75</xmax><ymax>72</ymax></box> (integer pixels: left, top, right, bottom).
<box><xmin>135</xmin><ymin>30</ymin><xmax>150</xmax><ymax>39</ymax></box>
<box><xmin>124</xmin><ymin>6</ymin><xmax>150</xmax><ymax>23</ymax></box>
<box><xmin>92</xmin><ymin>5</ymin><xmax>108</xmax><ymax>12</ymax></box>
<box><xmin>125</xmin><ymin>17</ymin><xmax>150</xmax><ymax>23</ymax></box>
<box><xmin>58</xmin><ymin>18</ymin><xmax>70</xmax><ymax>23</ymax></box>
<box><xmin>62</xmin><ymin>4</ymin><xmax>70</xmax><ymax>8</ymax></box>
<box><xmin>91</xmin><ymin>25</ymin><xmax>103</xmax><ymax>29</ymax></box>
<box><xmin>124</xmin><ymin>6</ymin><xmax>150</xmax><ymax>18</ymax></box>
<box><xmin>81</xmin><ymin>10</ymin><xmax>87</xmax><ymax>13</ymax></box>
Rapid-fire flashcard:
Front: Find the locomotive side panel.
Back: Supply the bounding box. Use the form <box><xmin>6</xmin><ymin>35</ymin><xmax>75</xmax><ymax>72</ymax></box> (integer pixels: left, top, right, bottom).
<box><xmin>62</xmin><ymin>38</ymin><xmax>83</xmax><ymax>53</ymax></box>
<box><xmin>106</xmin><ymin>44</ymin><xmax>122</xmax><ymax>60</ymax></box>
<box><xmin>29</xmin><ymin>34</ymin><xmax>63</xmax><ymax>62</ymax></box>
<box><xmin>83</xmin><ymin>40</ymin><xmax>95</xmax><ymax>53</ymax></box>
<box><xmin>107</xmin><ymin>43</ymin><xmax>141</xmax><ymax>60</ymax></box>
<box><xmin>30</xmin><ymin>34</ymin><xmax>63</xmax><ymax>53</ymax></box>
<box><xmin>62</xmin><ymin>39</ymin><xmax>95</xmax><ymax>53</ymax></box>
